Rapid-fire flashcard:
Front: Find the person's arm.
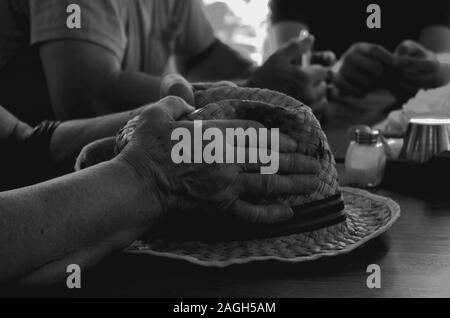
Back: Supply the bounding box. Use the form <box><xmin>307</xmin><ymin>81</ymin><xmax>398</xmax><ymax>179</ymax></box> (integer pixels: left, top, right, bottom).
<box><xmin>28</xmin><ymin>0</ymin><xmax>159</xmax><ymax>120</ymax></box>
<box><xmin>1</xmin><ymin>103</ymin><xmax>144</xmax><ymax>175</ymax></box>
<box><xmin>49</xmin><ymin>105</ymin><xmax>144</xmax><ymax>167</ymax></box>
<box><xmin>0</xmin><ymin>106</ymin><xmax>32</xmax><ymax>146</ymax></box>
<box><xmin>50</xmin><ymin>74</ymin><xmax>198</xmax><ymax>168</ymax></box>
<box><xmin>179</xmin><ymin>35</ymin><xmax>331</xmax><ymax>106</ymax></box>
<box><xmin>0</xmin><ymin>158</ymin><xmax>158</xmax><ymax>284</ymax></box>
<box><xmin>178</xmin><ymin>40</ymin><xmax>256</xmax><ymax>83</ymax></box>
<box><xmin>40</xmin><ymin>41</ymin><xmax>162</xmax><ymax>120</ymax></box>
<box><xmin>0</xmin><ymin>106</ymin><xmax>20</xmax><ymax>142</ymax></box>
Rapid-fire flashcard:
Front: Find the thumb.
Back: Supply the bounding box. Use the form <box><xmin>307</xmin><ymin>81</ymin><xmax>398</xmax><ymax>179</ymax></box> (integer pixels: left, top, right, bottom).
<box><xmin>142</xmin><ymin>96</ymin><xmax>195</xmax><ymax>122</ymax></box>
<box><xmin>160</xmin><ymin>74</ymin><xmax>195</xmax><ymax>106</ymax></box>
<box><xmin>279</xmin><ymin>36</ymin><xmax>314</xmax><ymax>61</ymax></box>
<box><xmin>396</xmin><ymin>40</ymin><xmax>426</xmax><ymax>58</ymax></box>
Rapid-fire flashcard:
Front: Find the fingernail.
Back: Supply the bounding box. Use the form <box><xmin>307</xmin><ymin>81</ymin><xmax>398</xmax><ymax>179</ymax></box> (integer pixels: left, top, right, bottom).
<box><xmin>281</xmin><ymin>207</ymin><xmax>294</xmax><ymax>221</ymax></box>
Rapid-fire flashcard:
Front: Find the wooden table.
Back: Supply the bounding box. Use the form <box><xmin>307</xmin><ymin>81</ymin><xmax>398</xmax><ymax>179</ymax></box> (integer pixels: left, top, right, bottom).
<box><xmin>40</xmin><ymin>162</ymin><xmax>448</xmax><ymax>298</ymax></box>
<box><xmin>8</xmin><ymin>93</ymin><xmax>450</xmax><ymax>298</ymax></box>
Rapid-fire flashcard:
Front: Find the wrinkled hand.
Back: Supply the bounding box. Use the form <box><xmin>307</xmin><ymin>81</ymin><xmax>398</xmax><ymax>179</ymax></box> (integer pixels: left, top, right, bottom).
<box><xmin>391</xmin><ymin>40</ymin><xmax>439</xmax><ymax>101</ymax></box>
<box><xmin>118</xmin><ymin>97</ymin><xmax>320</xmax><ymax>224</ymax></box>
<box><xmin>336</xmin><ymin>43</ymin><xmax>397</xmax><ymax>97</ymax></box>
<box><xmin>160</xmin><ymin>74</ymin><xmax>238</xmax><ymax>106</ymax></box>
<box><xmin>248</xmin><ymin>37</ymin><xmax>330</xmax><ymax>106</ymax></box>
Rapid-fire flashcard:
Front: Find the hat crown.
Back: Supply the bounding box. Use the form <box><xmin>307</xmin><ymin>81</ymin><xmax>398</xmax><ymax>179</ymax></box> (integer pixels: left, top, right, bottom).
<box><xmin>117</xmin><ymin>87</ymin><xmax>341</xmax><ymax>209</ymax></box>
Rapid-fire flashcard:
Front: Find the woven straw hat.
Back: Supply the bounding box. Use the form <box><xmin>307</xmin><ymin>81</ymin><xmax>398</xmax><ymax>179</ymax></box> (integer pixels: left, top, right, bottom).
<box><xmin>76</xmin><ymin>87</ymin><xmax>400</xmax><ymax>267</ymax></box>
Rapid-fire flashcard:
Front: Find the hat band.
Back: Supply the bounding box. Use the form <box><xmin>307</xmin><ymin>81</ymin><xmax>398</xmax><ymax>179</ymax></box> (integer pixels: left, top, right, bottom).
<box><xmin>147</xmin><ymin>195</ymin><xmax>345</xmax><ymax>242</ymax></box>
<box><xmin>244</xmin><ymin>194</ymin><xmax>346</xmax><ymax>239</ymax></box>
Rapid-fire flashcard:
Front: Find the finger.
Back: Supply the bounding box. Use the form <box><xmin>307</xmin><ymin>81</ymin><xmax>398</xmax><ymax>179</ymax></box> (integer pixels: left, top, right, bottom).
<box><xmin>240</xmin><ymin>153</ymin><xmax>320</xmax><ymax>174</ymax></box>
<box><xmin>312</xmin><ymin>81</ymin><xmax>328</xmax><ymax>101</ymax></box>
<box><xmin>147</xmin><ymin>96</ymin><xmax>195</xmax><ymax>121</ymax></box>
<box><xmin>327</xmin><ymin>84</ymin><xmax>340</xmax><ymax>101</ymax></box>
<box><xmin>362</xmin><ymin>45</ymin><xmax>397</xmax><ymax>68</ymax></box>
<box><xmin>399</xmin><ymin>57</ymin><xmax>437</xmax><ymax>74</ymax></box>
<box><xmin>193</xmin><ymin>81</ymin><xmax>238</xmax><ymax>91</ymax></box>
<box><xmin>229</xmin><ymin>200</ymin><xmax>294</xmax><ymax>224</ymax></box>
<box><xmin>347</xmin><ymin>53</ymin><xmax>385</xmax><ymax>79</ymax></box>
<box><xmin>400</xmin><ymin>72</ymin><xmax>436</xmax><ymax>87</ymax></box>
<box><xmin>233</xmin><ymin>131</ymin><xmax>297</xmax><ymax>153</ymax></box>
<box><xmin>175</xmin><ymin>119</ymin><xmax>266</xmax><ymax>152</ymax></box>
<box><xmin>237</xmin><ymin>173</ymin><xmax>320</xmax><ymax>197</ymax></box>
<box><xmin>277</xmin><ymin>133</ymin><xmax>298</xmax><ymax>152</ymax></box>
<box><xmin>335</xmin><ymin>75</ymin><xmax>366</xmax><ymax>97</ymax></box>
<box><xmin>311</xmin><ymin>51</ymin><xmax>337</xmax><ymax>66</ymax></box>
<box><xmin>203</xmin><ymin>119</ymin><xmax>265</xmax><ymax>131</ymax></box>
<box><xmin>201</xmin><ymin>123</ymin><xmax>297</xmax><ymax>152</ymax></box>
<box><xmin>278</xmin><ymin>154</ymin><xmax>321</xmax><ymax>174</ymax></box>
<box><xmin>160</xmin><ymin>74</ymin><xmax>195</xmax><ymax>105</ymax></box>
<box><xmin>303</xmin><ymin>65</ymin><xmax>329</xmax><ymax>85</ymax></box>
<box><xmin>297</xmin><ymin>80</ymin><xmax>327</xmax><ymax>105</ymax></box>
<box><xmin>396</xmin><ymin>40</ymin><xmax>427</xmax><ymax>58</ymax></box>
<box><xmin>339</xmin><ymin>58</ymin><xmax>382</xmax><ymax>94</ymax></box>
<box><xmin>280</xmin><ymin>36</ymin><xmax>314</xmax><ymax>61</ymax></box>
<box><xmin>205</xmin><ymin>121</ymin><xmax>294</xmax><ymax>151</ymax></box>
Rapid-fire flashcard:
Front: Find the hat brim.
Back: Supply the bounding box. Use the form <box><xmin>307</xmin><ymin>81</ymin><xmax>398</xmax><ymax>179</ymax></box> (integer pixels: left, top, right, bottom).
<box><xmin>125</xmin><ymin>187</ymin><xmax>400</xmax><ymax>267</ymax></box>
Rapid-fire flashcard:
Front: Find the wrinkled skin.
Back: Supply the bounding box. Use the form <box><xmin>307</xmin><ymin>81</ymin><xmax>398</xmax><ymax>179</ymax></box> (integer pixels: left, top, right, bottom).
<box><xmin>118</xmin><ymin>96</ymin><xmax>321</xmax><ymax>224</ymax></box>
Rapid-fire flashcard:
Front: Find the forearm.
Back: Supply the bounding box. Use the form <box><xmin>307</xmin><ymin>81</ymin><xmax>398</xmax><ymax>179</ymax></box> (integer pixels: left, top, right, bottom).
<box><xmin>40</xmin><ymin>41</ymin><xmax>163</xmax><ymax>120</ymax></box>
<box><xmin>50</xmin><ymin>106</ymin><xmax>144</xmax><ymax>166</ymax></box>
<box><xmin>181</xmin><ymin>41</ymin><xmax>256</xmax><ymax>83</ymax></box>
<box><xmin>0</xmin><ymin>159</ymin><xmax>160</xmax><ymax>283</ymax></box>
<box><xmin>0</xmin><ymin>106</ymin><xmax>19</xmax><ymax>142</ymax></box>
<box><xmin>108</xmin><ymin>71</ymin><xmax>163</xmax><ymax>110</ymax></box>
<box><xmin>52</xmin><ymin>71</ymin><xmax>162</xmax><ymax>120</ymax></box>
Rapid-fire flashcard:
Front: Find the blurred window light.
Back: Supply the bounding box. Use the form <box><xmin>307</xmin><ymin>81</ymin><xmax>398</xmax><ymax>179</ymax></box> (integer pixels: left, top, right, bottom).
<box><xmin>203</xmin><ymin>0</ymin><xmax>270</xmax><ymax>65</ymax></box>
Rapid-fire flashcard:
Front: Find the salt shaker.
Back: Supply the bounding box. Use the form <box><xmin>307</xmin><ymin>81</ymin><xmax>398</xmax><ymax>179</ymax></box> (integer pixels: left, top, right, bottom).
<box><xmin>345</xmin><ymin>129</ymin><xmax>386</xmax><ymax>188</ymax></box>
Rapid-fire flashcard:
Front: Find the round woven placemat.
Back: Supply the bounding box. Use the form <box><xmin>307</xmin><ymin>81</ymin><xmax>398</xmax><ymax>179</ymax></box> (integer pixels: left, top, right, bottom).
<box><xmin>125</xmin><ymin>187</ymin><xmax>400</xmax><ymax>267</ymax></box>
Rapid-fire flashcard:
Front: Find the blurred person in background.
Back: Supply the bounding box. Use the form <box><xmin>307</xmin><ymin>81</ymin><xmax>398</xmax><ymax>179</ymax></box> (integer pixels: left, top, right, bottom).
<box><xmin>0</xmin><ymin>0</ymin><xmax>334</xmax><ymax>125</ymax></box>
<box><xmin>269</xmin><ymin>0</ymin><xmax>450</xmax><ymax>102</ymax></box>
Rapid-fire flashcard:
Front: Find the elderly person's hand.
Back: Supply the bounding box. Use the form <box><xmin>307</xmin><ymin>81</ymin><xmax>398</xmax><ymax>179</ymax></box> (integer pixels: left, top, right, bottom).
<box><xmin>335</xmin><ymin>43</ymin><xmax>397</xmax><ymax>97</ymax></box>
<box><xmin>248</xmin><ymin>36</ymin><xmax>331</xmax><ymax>107</ymax></box>
<box><xmin>160</xmin><ymin>74</ymin><xmax>238</xmax><ymax>106</ymax></box>
<box><xmin>117</xmin><ymin>97</ymin><xmax>320</xmax><ymax>224</ymax></box>
<box><xmin>390</xmin><ymin>40</ymin><xmax>440</xmax><ymax>101</ymax></box>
